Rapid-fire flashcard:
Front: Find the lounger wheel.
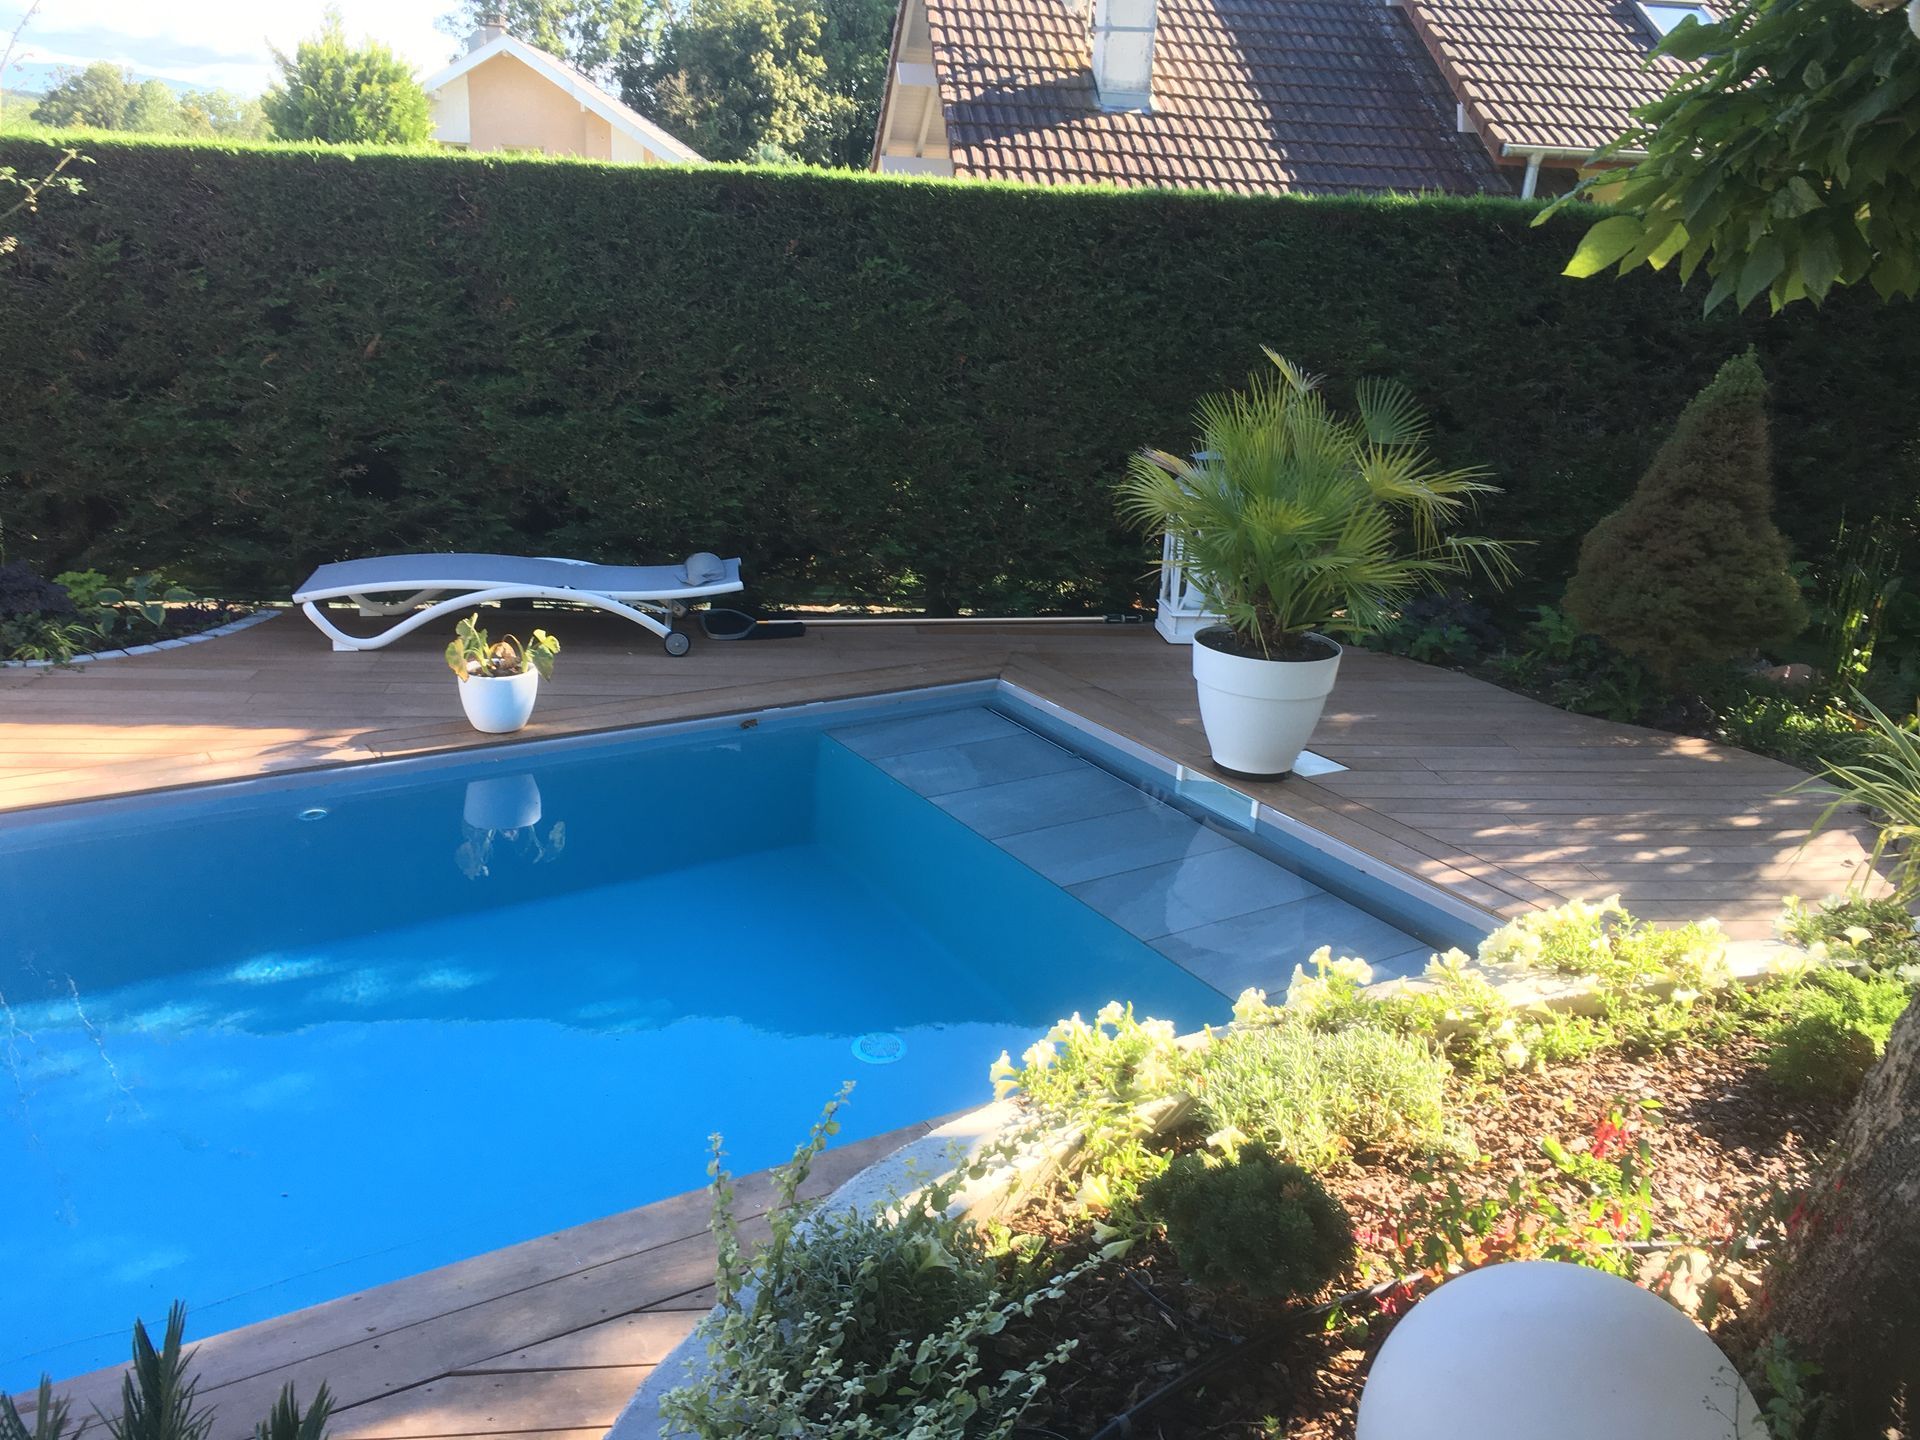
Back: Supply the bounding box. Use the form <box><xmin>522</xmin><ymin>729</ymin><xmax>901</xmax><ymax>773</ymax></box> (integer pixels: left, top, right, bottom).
<box><xmin>663</xmin><ymin>631</ymin><xmax>692</xmax><ymax>657</ymax></box>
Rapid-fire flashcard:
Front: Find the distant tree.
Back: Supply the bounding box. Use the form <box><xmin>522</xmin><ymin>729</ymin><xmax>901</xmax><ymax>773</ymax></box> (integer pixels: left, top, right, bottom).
<box><xmin>811</xmin><ymin>0</ymin><xmax>895</xmax><ymax>166</ymax></box>
<box><xmin>1562</xmin><ymin>350</ymin><xmax>1806</xmax><ymax>680</ymax></box>
<box><xmin>177</xmin><ymin>89</ymin><xmax>272</xmax><ymax>140</ymax></box>
<box><xmin>123</xmin><ymin>78</ymin><xmax>186</xmax><ymax>133</ymax></box>
<box><xmin>618</xmin><ymin>0</ymin><xmax>843</xmax><ymax>160</ymax></box>
<box><xmin>263</xmin><ymin>5</ymin><xmax>433</xmax><ymax>144</ymax></box>
<box><xmin>436</xmin><ymin>1</ymin><xmax>661</xmax><ymax>77</ymax></box>
<box><xmin>1553</xmin><ymin>0</ymin><xmax>1920</xmax><ymax>310</ymax></box>
<box><xmin>31</xmin><ymin>62</ymin><xmax>140</xmax><ymax>129</ymax></box>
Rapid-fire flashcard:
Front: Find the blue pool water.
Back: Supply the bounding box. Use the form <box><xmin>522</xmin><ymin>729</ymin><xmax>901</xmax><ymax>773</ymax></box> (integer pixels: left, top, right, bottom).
<box><xmin>0</xmin><ymin>689</ymin><xmax>1476</xmax><ymax>1385</ymax></box>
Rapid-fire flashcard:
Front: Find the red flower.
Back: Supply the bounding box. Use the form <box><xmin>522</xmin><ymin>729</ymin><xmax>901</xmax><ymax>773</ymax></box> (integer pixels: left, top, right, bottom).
<box><xmin>1591</xmin><ymin>1115</ymin><xmax>1630</xmax><ymax>1160</ymax></box>
<box><xmin>1374</xmin><ymin>1282</ymin><xmax>1419</xmax><ymax>1317</ymax></box>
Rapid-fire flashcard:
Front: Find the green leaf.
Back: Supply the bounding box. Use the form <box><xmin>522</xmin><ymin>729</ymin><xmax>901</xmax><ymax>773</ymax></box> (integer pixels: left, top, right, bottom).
<box><xmin>1769</xmin><ymin>176</ymin><xmax>1822</xmax><ymax>219</ymax></box>
<box><xmin>1735</xmin><ymin>236</ymin><xmax>1785</xmax><ymax>309</ymax></box>
<box><xmin>1656</xmin><ymin>15</ymin><xmax>1719</xmax><ymax>61</ymax></box>
<box><xmin>1801</xmin><ymin>229</ymin><xmax>1841</xmax><ymax>301</ymax></box>
<box><xmin>1563</xmin><ymin>215</ymin><xmax>1649</xmax><ymax>278</ymax></box>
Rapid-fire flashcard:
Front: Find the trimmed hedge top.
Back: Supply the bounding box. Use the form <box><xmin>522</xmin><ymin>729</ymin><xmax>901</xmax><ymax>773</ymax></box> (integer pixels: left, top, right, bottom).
<box><xmin>1</xmin><ymin>136</ymin><xmax>1914</xmax><ymax>610</ymax></box>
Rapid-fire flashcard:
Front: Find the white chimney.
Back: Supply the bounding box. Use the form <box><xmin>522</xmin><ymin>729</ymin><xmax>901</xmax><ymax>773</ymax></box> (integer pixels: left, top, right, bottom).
<box><xmin>468</xmin><ymin>11</ymin><xmax>509</xmax><ymax>52</ymax></box>
<box><xmin>1091</xmin><ymin>0</ymin><xmax>1157</xmax><ymax>110</ymax></box>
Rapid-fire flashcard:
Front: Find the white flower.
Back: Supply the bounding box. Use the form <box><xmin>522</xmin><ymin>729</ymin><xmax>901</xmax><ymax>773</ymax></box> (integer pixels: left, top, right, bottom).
<box><xmin>1327</xmin><ymin>955</ymin><xmax>1374</xmax><ymax>987</ymax></box>
<box><xmin>1021</xmin><ymin>1039</ymin><xmax>1058</xmax><ymax>1071</ymax></box>
<box><xmin>1138</xmin><ymin>1017</ymin><xmax>1177</xmax><ymax>1042</ymax></box>
<box><xmin>1232</xmin><ymin>987</ymin><xmax>1271</xmax><ymax>1024</ymax></box>
<box><xmin>1843</xmin><ymin>925</ymin><xmax>1874</xmax><ymax>946</ymax></box>
<box><xmin>1206</xmin><ymin>1125</ymin><xmax>1250</xmax><ymax>1157</ymax></box>
<box><xmin>1501</xmin><ymin>1040</ymin><xmax>1531</xmax><ymax>1069</ymax></box>
<box><xmin>1285</xmin><ymin>962</ymin><xmax>1325</xmax><ymax>1011</ymax></box>
<box><xmin>1096</xmin><ymin>1000</ymin><xmax>1127</xmax><ymax>1028</ymax></box>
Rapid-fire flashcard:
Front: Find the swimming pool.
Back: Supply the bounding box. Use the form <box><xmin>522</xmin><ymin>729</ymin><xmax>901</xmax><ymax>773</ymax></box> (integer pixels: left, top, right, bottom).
<box><xmin>0</xmin><ymin>682</ymin><xmax>1486</xmax><ymax>1384</ymax></box>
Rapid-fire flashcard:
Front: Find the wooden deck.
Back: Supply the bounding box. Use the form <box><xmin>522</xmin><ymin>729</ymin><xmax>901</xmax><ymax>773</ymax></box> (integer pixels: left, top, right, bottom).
<box><xmin>3</xmin><ymin>608</ymin><xmax>1879</xmax><ymax>1440</ymax></box>
<box><xmin>24</xmin><ymin>1116</ymin><xmax>949</xmax><ymax>1440</ymax></box>
<box><xmin>0</xmin><ymin>607</ymin><xmax>1874</xmax><ymax>935</ymax></box>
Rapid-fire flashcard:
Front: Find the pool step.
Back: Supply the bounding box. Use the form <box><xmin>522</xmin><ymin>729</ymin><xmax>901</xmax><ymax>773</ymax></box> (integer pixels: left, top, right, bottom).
<box><xmin>829</xmin><ymin>708</ymin><xmax>1432</xmax><ymax>994</ymax></box>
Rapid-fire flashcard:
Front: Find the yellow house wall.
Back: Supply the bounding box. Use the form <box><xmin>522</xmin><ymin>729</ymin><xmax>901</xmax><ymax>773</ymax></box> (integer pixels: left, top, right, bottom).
<box><xmin>466</xmin><ymin>54</ymin><xmax>612</xmax><ymax>159</ymax></box>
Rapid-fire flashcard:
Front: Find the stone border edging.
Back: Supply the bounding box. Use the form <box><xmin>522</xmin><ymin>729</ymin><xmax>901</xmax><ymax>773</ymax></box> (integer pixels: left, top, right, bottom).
<box><xmin>0</xmin><ymin>609</ymin><xmax>279</xmax><ymax>669</ymax></box>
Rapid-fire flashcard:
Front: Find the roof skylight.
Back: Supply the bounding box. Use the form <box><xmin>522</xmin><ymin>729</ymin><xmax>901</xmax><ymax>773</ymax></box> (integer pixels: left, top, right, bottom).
<box><xmin>1635</xmin><ymin>2</ymin><xmax>1712</xmax><ymax>35</ymax></box>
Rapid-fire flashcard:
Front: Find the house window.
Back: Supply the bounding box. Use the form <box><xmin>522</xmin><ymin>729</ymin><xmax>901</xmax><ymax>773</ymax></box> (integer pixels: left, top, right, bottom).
<box><xmin>1635</xmin><ymin>2</ymin><xmax>1711</xmax><ymax>35</ymax></box>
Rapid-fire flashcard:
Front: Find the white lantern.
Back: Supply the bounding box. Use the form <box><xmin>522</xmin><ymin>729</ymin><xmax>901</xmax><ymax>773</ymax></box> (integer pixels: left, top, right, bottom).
<box><xmin>1356</xmin><ymin>1261</ymin><xmax>1767</xmax><ymax>1440</ymax></box>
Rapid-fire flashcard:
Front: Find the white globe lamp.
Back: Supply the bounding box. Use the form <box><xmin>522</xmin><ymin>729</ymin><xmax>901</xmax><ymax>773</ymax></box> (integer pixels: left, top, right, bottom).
<box><xmin>1356</xmin><ymin>1261</ymin><xmax>1767</xmax><ymax>1440</ymax></box>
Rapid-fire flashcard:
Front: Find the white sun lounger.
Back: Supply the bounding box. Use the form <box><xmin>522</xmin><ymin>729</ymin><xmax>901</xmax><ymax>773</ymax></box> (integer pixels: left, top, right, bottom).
<box><xmin>292</xmin><ymin>552</ymin><xmax>744</xmax><ymax>656</ymax></box>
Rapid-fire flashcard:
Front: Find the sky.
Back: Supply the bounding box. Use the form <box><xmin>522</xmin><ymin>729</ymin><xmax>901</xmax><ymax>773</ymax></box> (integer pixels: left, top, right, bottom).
<box><xmin>0</xmin><ymin>0</ymin><xmax>462</xmax><ymax>96</ymax></box>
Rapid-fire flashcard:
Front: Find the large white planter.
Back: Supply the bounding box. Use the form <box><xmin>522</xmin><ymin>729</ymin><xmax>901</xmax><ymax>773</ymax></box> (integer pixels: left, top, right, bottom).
<box><xmin>1191</xmin><ymin>626</ymin><xmax>1341</xmax><ymax>777</ymax></box>
<box><xmin>457</xmin><ymin>669</ymin><xmax>540</xmax><ymax>734</ymax></box>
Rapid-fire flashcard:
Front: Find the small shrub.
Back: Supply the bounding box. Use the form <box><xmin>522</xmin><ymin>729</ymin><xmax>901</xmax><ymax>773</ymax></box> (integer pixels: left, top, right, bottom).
<box><xmin>1140</xmin><ymin>1146</ymin><xmax>1353</xmax><ymax>1298</ymax></box>
<box><xmin>1762</xmin><ymin>968</ymin><xmax>1914</xmax><ymax>1099</ymax></box>
<box><xmin>1192</xmin><ymin>1018</ymin><xmax>1450</xmax><ymax>1169</ymax></box>
<box><xmin>664</xmin><ymin>1089</ymin><xmax>1084</xmax><ymax>1439</ymax></box>
<box><xmin>1717</xmin><ymin>690</ymin><xmax>1877</xmax><ymax>772</ymax></box>
<box><xmin>0</xmin><ymin>613</ymin><xmax>96</xmax><ymax>662</ymax></box>
<box><xmin>1563</xmin><ymin>349</ymin><xmax>1806</xmax><ymax>681</ymax></box>
<box><xmin>755</xmin><ymin>1201</ymin><xmax>1003</xmax><ymax>1379</ymax></box>
<box><xmin>0</xmin><ymin>560</ymin><xmax>76</xmax><ymax>619</ymax></box>
<box><xmin>1778</xmin><ymin>894</ymin><xmax>1920</xmax><ymax>973</ymax></box>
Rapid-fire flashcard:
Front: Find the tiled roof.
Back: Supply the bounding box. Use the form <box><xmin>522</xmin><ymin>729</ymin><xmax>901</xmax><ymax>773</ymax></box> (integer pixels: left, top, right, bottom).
<box><xmin>1402</xmin><ymin>0</ymin><xmax>1693</xmax><ymax>155</ymax></box>
<box><xmin>922</xmin><ymin>0</ymin><xmax>1505</xmax><ymax>196</ymax></box>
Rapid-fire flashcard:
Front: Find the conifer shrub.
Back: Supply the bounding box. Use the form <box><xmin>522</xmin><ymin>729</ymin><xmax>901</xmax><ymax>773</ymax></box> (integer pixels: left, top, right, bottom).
<box><xmin>1562</xmin><ymin>350</ymin><xmax>1806</xmax><ymax>679</ymax></box>
<box><xmin>1139</xmin><ymin>1146</ymin><xmax>1354</xmax><ymax>1298</ymax></box>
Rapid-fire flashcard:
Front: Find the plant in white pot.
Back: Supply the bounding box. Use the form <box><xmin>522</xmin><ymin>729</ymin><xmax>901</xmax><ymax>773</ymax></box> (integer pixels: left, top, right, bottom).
<box><xmin>446</xmin><ymin>613</ymin><xmax>560</xmax><ymax>735</ymax></box>
<box><xmin>1119</xmin><ymin>350</ymin><xmax>1516</xmax><ymax>778</ymax></box>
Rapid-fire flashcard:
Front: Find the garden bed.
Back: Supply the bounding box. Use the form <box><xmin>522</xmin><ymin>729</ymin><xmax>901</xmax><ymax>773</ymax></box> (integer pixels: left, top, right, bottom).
<box><xmin>648</xmin><ymin>894</ymin><xmax>1916</xmax><ymax>1440</ymax></box>
<box><xmin>988</xmin><ymin>1033</ymin><xmax>1843</xmax><ymax>1439</ymax></box>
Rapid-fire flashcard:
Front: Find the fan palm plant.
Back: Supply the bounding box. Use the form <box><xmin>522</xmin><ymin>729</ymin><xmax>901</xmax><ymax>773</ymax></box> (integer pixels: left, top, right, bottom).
<box><xmin>1118</xmin><ymin>350</ymin><xmax>1518</xmax><ymax>660</ymax></box>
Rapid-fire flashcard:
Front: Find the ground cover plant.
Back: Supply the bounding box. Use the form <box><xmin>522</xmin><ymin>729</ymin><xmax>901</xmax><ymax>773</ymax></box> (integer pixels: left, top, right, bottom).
<box><xmin>660</xmin><ymin>1088</ymin><xmax>1089</xmax><ymax>1439</ymax></box>
<box><xmin>0</xmin><ymin>562</ymin><xmax>247</xmax><ymax>662</ymax></box>
<box><xmin>684</xmin><ymin>893</ymin><xmax>1915</xmax><ymax>1438</ymax></box>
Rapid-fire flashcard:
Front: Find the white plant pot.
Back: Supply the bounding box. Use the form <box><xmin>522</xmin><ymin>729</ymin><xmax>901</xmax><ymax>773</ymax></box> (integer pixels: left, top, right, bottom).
<box><xmin>462</xmin><ymin>773</ymin><xmax>543</xmax><ymax>829</ymax></box>
<box><xmin>457</xmin><ymin>669</ymin><xmax>540</xmax><ymax>734</ymax></box>
<box><xmin>1191</xmin><ymin>627</ymin><xmax>1341</xmax><ymax>778</ymax></box>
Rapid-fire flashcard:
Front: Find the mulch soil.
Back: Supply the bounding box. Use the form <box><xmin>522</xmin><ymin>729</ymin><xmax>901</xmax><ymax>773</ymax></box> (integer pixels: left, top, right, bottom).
<box><xmin>992</xmin><ymin>1035</ymin><xmax>1844</xmax><ymax>1440</ymax></box>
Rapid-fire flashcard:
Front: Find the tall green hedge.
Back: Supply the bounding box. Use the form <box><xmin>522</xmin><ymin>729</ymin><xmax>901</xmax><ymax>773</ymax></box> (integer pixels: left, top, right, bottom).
<box><xmin>1</xmin><ymin>135</ymin><xmax>1914</xmax><ymax>610</ymax></box>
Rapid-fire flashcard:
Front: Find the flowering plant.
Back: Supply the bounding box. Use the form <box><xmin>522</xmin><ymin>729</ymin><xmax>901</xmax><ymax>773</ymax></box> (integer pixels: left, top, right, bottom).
<box><xmin>991</xmin><ymin>1001</ymin><xmax>1191</xmax><ymax>1200</ymax></box>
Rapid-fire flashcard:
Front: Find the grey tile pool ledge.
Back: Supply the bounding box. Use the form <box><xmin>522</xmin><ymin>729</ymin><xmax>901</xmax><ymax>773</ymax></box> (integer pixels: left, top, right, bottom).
<box><xmin>825</xmin><ymin>707</ymin><xmax>1438</xmax><ymax>999</ymax></box>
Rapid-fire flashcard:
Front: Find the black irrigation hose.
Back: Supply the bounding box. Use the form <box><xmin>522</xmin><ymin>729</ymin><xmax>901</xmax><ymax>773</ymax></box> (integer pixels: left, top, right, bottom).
<box><xmin>1078</xmin><ymin>1233</ymin><xmax>1753</xmax><ymax>1440</ymax></box>
<box><xmin>1082</xmin><ymin>1272</ymin><xmax>1428</xmax><ymax>1440</ymax></box>
<box><xmin>1122</xmin><ymin>1270</ymin><xmax>1240</xmax><ymax>1345</ymax></box>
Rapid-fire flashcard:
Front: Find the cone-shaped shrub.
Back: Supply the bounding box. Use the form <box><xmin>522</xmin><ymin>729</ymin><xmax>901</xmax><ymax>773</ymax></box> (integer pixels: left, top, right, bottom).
<box><xmin>1563</xmin><ymin>350</ymin><xmax>1805</xmax><ymax>679</ymax></box>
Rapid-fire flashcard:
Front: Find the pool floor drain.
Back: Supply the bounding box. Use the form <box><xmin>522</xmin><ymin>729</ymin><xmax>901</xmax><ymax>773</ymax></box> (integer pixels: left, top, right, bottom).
<box><xmin>297</xmin><ymin>807</ymin><xmax>330</xmax><ymax>822</ymax></box>
<box><xmin>851</xmin><ymin>1032</ymin><xmax>906</xmax><ymax>1065</ymax></box>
